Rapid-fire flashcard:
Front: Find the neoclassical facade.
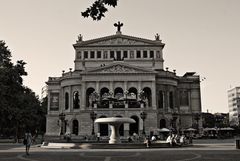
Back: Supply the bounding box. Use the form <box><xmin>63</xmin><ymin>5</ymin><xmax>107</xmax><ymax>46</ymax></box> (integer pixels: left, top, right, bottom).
<box><xmin>46</xmin><ymin>26</ymin><xmax>202</xmax><ymax>137</ymax></box>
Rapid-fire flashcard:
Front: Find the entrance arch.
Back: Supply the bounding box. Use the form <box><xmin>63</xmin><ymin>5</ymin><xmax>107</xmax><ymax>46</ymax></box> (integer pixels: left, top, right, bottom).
<box><xmin>160</xmin><ymin>119</ymin><xmax>166</xmax><ymax>129</ymax></box>
<box><xmin>99</xmin><ymin>116</ymin><xmax>109</xmax><ymax>136</ymax></box>
<box><xmin>129</xmin><ymin>115</ymin><xmax>139</xmax><ymax>135</ymax></box>
<box><xmin>72</xmin><ymin>120</ymin><xmax>79</xmax><ymax>135</ymax></box>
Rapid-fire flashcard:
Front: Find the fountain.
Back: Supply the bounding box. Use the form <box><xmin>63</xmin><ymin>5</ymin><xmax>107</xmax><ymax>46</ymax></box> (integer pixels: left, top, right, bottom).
<box><xmin>95</xmin><ymin>117</ymin><xmax>135</xmax><ymax>144</ymax></box>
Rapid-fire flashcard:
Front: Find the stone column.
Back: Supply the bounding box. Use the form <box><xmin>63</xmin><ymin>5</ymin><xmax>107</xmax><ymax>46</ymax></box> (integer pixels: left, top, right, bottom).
<box><xmin>60</xmin><ymin>88</ymin><xmax>64</xmax><ymax>112</ymax></box>
<box><xmin>81</xmin><ymin>82</ymin><xmax>86</xmax><ymax>110</ymax></box>
<box><xmin>96</xmin><ymin>81</ymin><xmax>99</xmax><ymax>93</ymax></box>
<box><xmin>165</xmin><ymin>91</ymin><xmax>169</xmax><ymax>112</ymax></box>
<box><xmin>69</xmin><ymin>85</ymin><xmax>73</xmax><ymax>112</ymax></box>
<box><xmin>188</xmin><ymin>90</ymin><xmax>192</xmax><ymax>113</ymax></box>
<box><xmin>124</xmin><ymin>81</ymin><xmax>128</xmax><ymax>108</ymax></box>
<box><xmin>151</xmin><ymin>81</ymin><xmax>157</xmax><ymax>109</ymax></box>
<box><xmin>109</xmin><ymin>81</ymin><xmax>113</xmax><ymax>108</ymax></box>
<box><xmin>162</xmin><ymin>91</ymin><xmax>165</xmax><ymax>111</ymax></box>
<box><xmin>138</xmin><ymin>81</ymin><xmax>141</xmax><ymax>100</ymax></box>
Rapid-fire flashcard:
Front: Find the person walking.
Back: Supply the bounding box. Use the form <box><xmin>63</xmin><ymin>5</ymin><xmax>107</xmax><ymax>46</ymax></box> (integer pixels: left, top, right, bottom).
<box><xmin>24</xmin><ymin>130</ymin><xmax>32</xmax><ymax>155</ymax></box>
<box><xmin>144</xmin><ymin>136</ymin><xmax>151</xmax><ymax>148</ymax></box>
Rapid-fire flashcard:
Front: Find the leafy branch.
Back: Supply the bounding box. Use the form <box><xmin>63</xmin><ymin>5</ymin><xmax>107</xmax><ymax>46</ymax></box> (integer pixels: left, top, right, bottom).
<box><xmin>82</xmin><ymin>0</ymin><xmax>119</xmax><ymax>20</ymax></box>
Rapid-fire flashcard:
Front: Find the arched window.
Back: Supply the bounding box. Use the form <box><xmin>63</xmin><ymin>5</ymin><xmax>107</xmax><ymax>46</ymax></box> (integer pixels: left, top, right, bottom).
<box><xmin>128</xmin><ymin>87</ymin><xmax>138</xmax><ymax>99</ymax></box>
<box><xmin>73</xmin><ymin>91</ymin><xmax>80</xmax><ymax>109</ymax></box>
<box><xmin>129</xmin><ymin>115</ymin><xmax>139</xmax><ymax>135</ymax></box>
<box><xmin>114</xmin><ymin>87</ymin><xmax>124</xmax><ymax>98</ymax></box>
<box><xmin>113</xmin><ymin>87</ymin><xmax>124</xmax><ymax>108</ymax></box>
<box><xmin>143</xmin><ymin>87</ymin><xmax>152</xmax><ymax>107</ymax></box>
<box><xmin>100</xmin><ymin>87</ymin><xmax>109</xmax><ymax>97</ymax></box>
<box><xmin>128</xmin><ymin>87</ymin><xmax>140</xmax><ymax>108</ymax></box>
<box><xmin>65</xmin><ymin>92</ymin><xmax>69</xmax><ymax>110</ymax></box>
<box><xmin>72</xmin><ymin>120</ymin><xmax>79</xmax><ymax>135</ymax></box>
<box><xmin>99</xmin><ymin>87</ymin><xmax>110</xmax><ymax>108</ymax></box>
<box><xmin>86</xmin><ymin>88</ymin><xmax>95</xmax><ymax>107</ymax></box>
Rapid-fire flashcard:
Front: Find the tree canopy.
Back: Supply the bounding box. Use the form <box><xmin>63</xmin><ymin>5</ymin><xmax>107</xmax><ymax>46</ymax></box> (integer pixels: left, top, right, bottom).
<box><xmin>82</xmin><ymin>0</ymin><xmax>119</xmax><ymax>20</ymax></box>
<box><xmin>0</xmin><ymin>41</ymin><xmax>46</xmax><ymax>140</ymax></box>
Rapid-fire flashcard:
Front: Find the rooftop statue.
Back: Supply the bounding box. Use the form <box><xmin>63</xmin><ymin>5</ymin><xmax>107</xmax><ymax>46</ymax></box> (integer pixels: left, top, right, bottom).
<box><xmin>114</xmin><ymin>21</ymin><xmax>123</xmax><ymax>33</ymax></box>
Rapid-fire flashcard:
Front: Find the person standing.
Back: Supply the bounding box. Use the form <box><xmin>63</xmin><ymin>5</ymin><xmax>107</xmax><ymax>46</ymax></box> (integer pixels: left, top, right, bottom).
<box><xmin>25</xmin><ymin>130</ymin><xmax>32</xmax><ymax>155</ymax></box>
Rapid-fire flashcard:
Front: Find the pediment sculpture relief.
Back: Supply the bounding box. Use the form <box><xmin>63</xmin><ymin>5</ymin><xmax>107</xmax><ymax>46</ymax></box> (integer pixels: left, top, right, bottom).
<box><xmin>100</xmin><ymin>65</ymin><xmax>137</xmax><ymax>73</ymax></box>
<box><xmin>89</xmin><ymin>38</ymin><xmax>149</xmax><ymax>46</ymax></box>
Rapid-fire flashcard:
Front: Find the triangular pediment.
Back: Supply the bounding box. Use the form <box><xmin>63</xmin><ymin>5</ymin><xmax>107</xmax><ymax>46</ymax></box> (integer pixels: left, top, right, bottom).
<box><xmin>74</xmin><ymin>34</ymin><xmax>164</xmax><ymax>47</ymax></box>
<box><xmin>85</xmin><ymin>62</ymin><xmax>156</xmax><ymax>74</ymax></box>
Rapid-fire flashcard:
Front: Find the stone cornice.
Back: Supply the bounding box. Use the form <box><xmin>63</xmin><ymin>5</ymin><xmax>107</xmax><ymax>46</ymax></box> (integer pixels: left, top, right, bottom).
<box><xmin>73</xmin><ymin>34</ymin><xmax>165</xmax><ymax>48</ymax></box>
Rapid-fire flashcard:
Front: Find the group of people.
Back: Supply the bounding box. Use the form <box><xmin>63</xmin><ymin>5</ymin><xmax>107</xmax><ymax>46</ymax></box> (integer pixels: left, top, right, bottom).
<box><xmin>166</xmin><ymin>133</ymin><xmax>187</xmax><ymax>146</ymax></box>
<box><xmin>143</xmin><ymin>133</ymin><xmax>187</xmax><ymax>148</ymax></box>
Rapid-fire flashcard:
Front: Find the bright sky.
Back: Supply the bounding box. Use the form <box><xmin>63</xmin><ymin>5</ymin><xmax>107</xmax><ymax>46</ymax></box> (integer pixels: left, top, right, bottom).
<box><xmin>1</xmin><ymin>0</ymin><xmax>240</xmax><ymax>113</ymax></box>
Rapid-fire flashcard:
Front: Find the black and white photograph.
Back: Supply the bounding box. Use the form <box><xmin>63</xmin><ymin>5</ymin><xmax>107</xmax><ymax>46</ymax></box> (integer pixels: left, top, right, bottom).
<box><xmin>1</xmin><ymin>0</ymin><xmax>240</xmax><ymax>160</ymax></box>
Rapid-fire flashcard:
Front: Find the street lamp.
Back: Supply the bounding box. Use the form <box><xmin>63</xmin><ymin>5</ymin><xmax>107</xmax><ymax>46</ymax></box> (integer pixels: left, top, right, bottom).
<box><xmin>59</xmin><ymin>112</ymin><xmax>66</xmax><ymax>136</ymax></box>
<box><xmin>90</xmin><ymin>111</ymin><xmax>97</xmax><ymax>135</ymax></box>
<box><xmin>172</xmin><ymin>112</ymin><xmax>178</xmax><ymax>131</ymax></box>
<box><xmin>140</xmin><ymin>111</ymin><xmax>147</xmax><ymax>135</ymax></box>
<box><xmin>194</xmin><ymin>113</ymin><xmax>201</xmax><ymax>133</ymax></box>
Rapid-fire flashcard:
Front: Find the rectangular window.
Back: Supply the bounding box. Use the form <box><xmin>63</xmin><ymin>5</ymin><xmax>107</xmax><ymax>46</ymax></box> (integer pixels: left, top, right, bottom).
<box><xmin>130</xmin><ymin>51</ymin><xmax>134</xmax><ymax>58</ymax></box>
<box><xmin>169</xmin><ymin>91</ymin><xmax>174</xmax><ymax>109</ymax></box>
<box><xmin>158</xmin><ymin>91</ymin><xmax>164</xmax><ymax>108</ymax></box>
<box><xmin>150</xmin><ymin>51</ymin><xmax>154</xmax><ymax>58</ymax></box>
<box><xmin>123</xmin><ymin>51</ymin><xmax>128</xmax><ymax>58</ymax></box>
<box><xmin>90</xmin><ymin>51</ymin><xmax>95</xmax><ymax>58</ymax></box>
<box><xmin>103</xmin><ymin>51</ymin><xmax>108</xmax><ymax>59</ymax></box>
<box><xmin>116</xmin><ymin>51</ymin><xmax>121</xmax><ymax>61</ymax></box>
<box><xmin>180</xmin><ymin>91</ymin><xmax>189</xmax><ymax>106</ymax></box>
<box><xmin>143</xmin><ymin>51</ymin><xmax>148</xmax><ymax>58</ymax></box>
<box><xmin>97</xmin><ymin>51</ymin><xmax>101</xmax><ymax>58</ymax></box>
<box><xmin>84</xmin><ymin>51</ymin><xmax>88</xmax><ymax>59</ymax></box>
<box><xmin>110</xmin><ymin>51</ymin><xmax>114</xmax><ymax>58</ymax></box>
<box><xmin>137</xmin><ymin>50</ymin><xmax>141</xmax><ymax>58</ymax></box>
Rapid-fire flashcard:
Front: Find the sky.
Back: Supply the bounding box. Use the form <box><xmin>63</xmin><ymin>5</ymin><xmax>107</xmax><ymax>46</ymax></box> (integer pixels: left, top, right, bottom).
<box><xmin>1</xmin><ymin>0</ymin><xmax>240</xmax><ymax>113</ymax></box>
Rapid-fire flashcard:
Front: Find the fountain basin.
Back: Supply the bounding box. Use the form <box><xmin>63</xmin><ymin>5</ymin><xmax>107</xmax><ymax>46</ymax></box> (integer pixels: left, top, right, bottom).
<box><xmin>95</xmin><ymin>117</ymin><xmax>135</xmax><ymax>144</ymax></box>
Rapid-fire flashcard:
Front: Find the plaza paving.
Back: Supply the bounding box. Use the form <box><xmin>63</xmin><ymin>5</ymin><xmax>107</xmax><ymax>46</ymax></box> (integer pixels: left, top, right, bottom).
<box><xmin>0</xmin><ymin>139</ymin><xmax>240</xmax><ymax>161</ymax></box>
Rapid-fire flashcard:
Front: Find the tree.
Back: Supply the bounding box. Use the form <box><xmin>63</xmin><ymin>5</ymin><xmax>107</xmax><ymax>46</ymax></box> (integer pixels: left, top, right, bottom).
<box><xmin>82</xmin><ymin>0</ymin><xmax>119</xmax><ymax>20</ymax></box>
<box><xmin>0</xmin><ymin>40</ymin><xmax>46</xmax><ymax>141</ymax></box>
<box><xmin>0</xmin><ymin>41</ymin><xmax>27</xmax><ymax>138</ymax></box>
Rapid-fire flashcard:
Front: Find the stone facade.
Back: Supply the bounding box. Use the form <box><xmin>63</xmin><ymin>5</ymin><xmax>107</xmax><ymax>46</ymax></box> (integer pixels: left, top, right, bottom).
<box><xmin>46</xmin><ymin>29</ymin><xmax>202</xmax><ymax>137</ymax></box>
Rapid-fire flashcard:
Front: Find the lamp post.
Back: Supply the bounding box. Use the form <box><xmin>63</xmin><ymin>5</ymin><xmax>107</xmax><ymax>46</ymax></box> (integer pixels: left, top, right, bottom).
<box><xmin>172</xmin><ymin>112</ymin><xmax>178</xmax><ymax>131</ymax></box>
<box><xmin>194</xmin><ymin>113</ymin><xmax>201</xmax><ymax>133</ymax></box>
<box><xmin>140</xmin><ymin>111</ymin><xmax>147</xmax><ymax>135</ymax></box>
<box><xmin>59</xmin><ymin>112</ymin><xmax>66</xmax><ymax>137</ymax></box>
<box><xmin>90</xmin><ymin>111</ymin><xmax>97</xmax><ymax>135</ymax></box>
